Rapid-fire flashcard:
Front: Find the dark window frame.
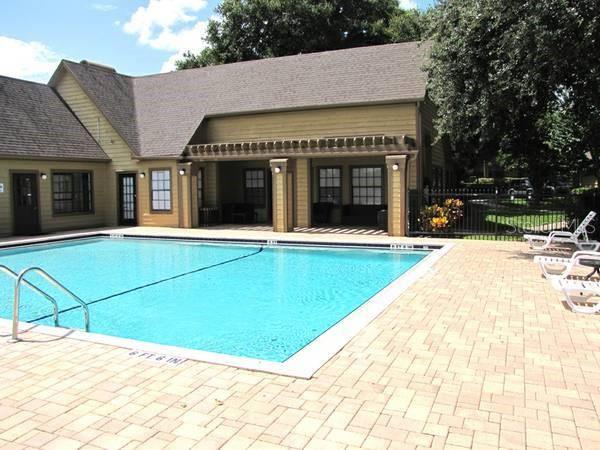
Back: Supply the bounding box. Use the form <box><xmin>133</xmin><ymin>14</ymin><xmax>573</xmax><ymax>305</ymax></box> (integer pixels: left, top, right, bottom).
<box><xmin>350</xmin><ymin>165</ymin><xmax>385</xmax><ymax>206</ymax></box>
<box><xmin>150</xmin><ymin>168</ymin><xmax>172</xmax><ymax>213</ymax></box>
<box><xmin>317</xmin><ymin>166</ymin><xmax>342</xmax><ymax>205</ymax></box>
<box><xmin>244</xmin><ymin>168</ymin><xmax>266</xmax><ymax>207</ymax></box>
<box><xmin>51</xmin><ymin>170</ymin><xmax>94</xmax><ymax>216</ymax></box>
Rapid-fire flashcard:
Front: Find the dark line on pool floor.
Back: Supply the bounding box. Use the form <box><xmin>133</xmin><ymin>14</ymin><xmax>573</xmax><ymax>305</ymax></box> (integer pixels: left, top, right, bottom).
<box><xmin>29</xmin><ymin>246</ymin><xmax>264</xmax><ymax>324</ymax></box>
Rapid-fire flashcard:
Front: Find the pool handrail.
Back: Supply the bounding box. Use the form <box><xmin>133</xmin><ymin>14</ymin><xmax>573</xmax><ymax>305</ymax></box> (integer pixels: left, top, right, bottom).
<box><xmin>11</xmin><ymin>267</ymin><xmax>90</xmax><ymax>341</ymax></box>
<box><xmin>0</xmin><ymin>265</ymin><xmax>59</xmax><ymax>328</ymax></box>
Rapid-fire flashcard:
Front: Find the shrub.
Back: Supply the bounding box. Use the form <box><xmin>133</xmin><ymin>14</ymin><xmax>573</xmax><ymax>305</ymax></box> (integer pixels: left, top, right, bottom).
<box><xmin>420</xmin><ymin>198</ymin><xmax>464</xmax><ymax>232</ymax></box>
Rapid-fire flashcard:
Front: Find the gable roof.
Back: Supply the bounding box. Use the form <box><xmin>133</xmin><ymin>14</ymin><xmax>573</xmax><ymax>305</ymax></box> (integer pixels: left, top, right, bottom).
<box><xmin>0</xmin><ymin>75</ymin><xmax>109</xmax><ymax>161</ymax></box>
<box><xmin>59</xmin><ymin>61</ymin><xmax>141</xmax><ymax>155</ymax></box>
<box><xmin>50</xmin><ymin>41</ymin><xmax>429</xmax><ymax>158</ymax></box>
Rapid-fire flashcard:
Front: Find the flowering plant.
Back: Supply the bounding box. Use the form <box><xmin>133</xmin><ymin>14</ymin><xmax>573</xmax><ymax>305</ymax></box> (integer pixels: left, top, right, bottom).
<box><xmin>419</xmin><ymin>198</ymin><xmax>464</xmax><ymax>232</ymax></box>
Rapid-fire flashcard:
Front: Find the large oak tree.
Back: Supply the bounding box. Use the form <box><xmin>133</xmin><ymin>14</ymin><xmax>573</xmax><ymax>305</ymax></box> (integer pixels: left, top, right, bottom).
<box><xmin>427</xmin><ymin>0</ymin><xmax>600</xmax><ymax>186</ymax></box>
<box><xmin>175</xmin><ymin>0</ymin><xmax>425</xmax><ymax>69</ymax></box>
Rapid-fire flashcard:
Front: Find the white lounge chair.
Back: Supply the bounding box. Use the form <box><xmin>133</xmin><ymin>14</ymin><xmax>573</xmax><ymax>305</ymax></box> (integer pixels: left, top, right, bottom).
<box><xmin>524</xmin><ymin>211</ymin><xmax>598</xmax><ymax>251</ymax></box>
<box><xmin>555</xmin><ymin>278</ymin><xmax>600</xmax><ymax>314</ymax></box>
<box><xmin>535</xmin><ymin>251</ymin><xmax>600</xmax><ymax>279</ymax></box>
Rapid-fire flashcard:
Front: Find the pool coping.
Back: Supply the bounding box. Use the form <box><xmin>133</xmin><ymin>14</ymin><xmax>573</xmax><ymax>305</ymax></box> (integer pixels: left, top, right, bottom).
<box><xmin>0</xmin><ymin>231</ymin><xmax>452</xmax><ymax>379</ymax></box>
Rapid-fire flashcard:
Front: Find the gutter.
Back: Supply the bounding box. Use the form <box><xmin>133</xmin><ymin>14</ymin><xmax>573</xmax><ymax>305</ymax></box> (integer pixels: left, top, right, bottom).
<box><xmin>0</xmin><ymin>155</ymin><xmax>111</xmax><ymax>163</ymax></box>
<box><xmin>203</xmin><ymin>97</ymin><xmax>427</xmax><ymax>119</ymax></box>
<box><xmin>130</xmin><ymin>155</ymin><xmax>183</xmax><ymax>161</ymax></box>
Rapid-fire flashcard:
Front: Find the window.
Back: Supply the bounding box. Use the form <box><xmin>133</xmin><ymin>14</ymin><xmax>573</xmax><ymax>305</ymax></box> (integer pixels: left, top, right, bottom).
<box><xmin>151</xmin><ymin>169</ymin><xmax>172</xmax><ymax>211</ymax></box>
<box><xmin>351</xmin><ymin>167</ymin><xmax>384</xmax><ymax>205</ymax></box>
<box><xmin>52</xmin><ymin>172</ymin><xmax>93</xmax><ymax>214</ymax></box>
<box><xmin>318</xmin><ymin>167</ymin><xmax>342</xmax><ymax>204</ymax></box>
<box><xmin>244</xmin><ymin>169</ymin><xmax>266</xmax><ymax>206</ymax></box>
<box><xmin>197</xmin><ymin>168</ymin><xmax>203</xmax><ymax>208</ymax></box>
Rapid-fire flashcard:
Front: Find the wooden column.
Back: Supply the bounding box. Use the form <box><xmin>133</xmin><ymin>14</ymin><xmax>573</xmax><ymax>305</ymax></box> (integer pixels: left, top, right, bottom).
<box><xmin>295</xmin><ymin>158</ymin><xmax>311</xmax><ymax>228</ymax></box>
<box><xmin>386</xmin><ymin>155</ymin><xmax>409</xmax><ymax>237</ymax></box>
<box><xmin>177</xmin><ymin>162</ymin><xmax>193</xmax><ymax>229</ymax></box>
<box><xmin>270</xmin><ymin>158</ymin><xmax>293</xmax><ymax>232</ymax></box>
<box><xmin>190</xmin><ymin>163</ymin><xmax>199</xmax><ymax>228</ymax></box>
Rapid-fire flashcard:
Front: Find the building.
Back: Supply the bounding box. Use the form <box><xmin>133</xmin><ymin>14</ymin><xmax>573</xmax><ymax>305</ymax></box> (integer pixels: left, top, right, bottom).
<box><xmin>0</xmin><ymin>41</ymin><xmax>445</xmax><ymax>237</ymax></box>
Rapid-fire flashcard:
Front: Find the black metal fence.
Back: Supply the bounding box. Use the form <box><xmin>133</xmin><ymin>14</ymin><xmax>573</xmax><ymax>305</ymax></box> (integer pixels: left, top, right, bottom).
<box><xmin>408</xmin><ymin>188</ymin><xmax>574</xmax><ymax>240</ymax></box>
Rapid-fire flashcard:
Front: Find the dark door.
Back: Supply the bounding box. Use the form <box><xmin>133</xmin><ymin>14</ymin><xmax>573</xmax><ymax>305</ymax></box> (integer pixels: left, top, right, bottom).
<box><xmin>118</xmin><ymin>174</ymin><xmax>137</xmax><ymax>225</ymax></box>
<box><xmin>12</xmin><ymin>173</ymin><xmax>40</xmax><ymax>235</ymax></box>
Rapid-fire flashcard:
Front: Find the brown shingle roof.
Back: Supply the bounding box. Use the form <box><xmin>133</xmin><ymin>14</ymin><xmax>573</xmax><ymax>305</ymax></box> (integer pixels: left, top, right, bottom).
<box><xmin>62</xmin><ymin>61</ymin><xmax>141</xmax><ymax>155</ymax></box>
<box><xmin>0</xmin><ymin>75</ymin><xmax>109</xmax><ymax>161</ymax></box>
<box><xmin>51</xmin><ymin>41</ymin><xmax>429</xmax><ymax>158</ymax></box>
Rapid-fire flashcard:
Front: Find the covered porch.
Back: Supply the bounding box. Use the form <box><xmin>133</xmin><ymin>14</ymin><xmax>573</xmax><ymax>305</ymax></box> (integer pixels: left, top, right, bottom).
<box><xmin>181</xmin><ymin>135</ymin><xmax>418</xmax><ymax>236</ymax></box>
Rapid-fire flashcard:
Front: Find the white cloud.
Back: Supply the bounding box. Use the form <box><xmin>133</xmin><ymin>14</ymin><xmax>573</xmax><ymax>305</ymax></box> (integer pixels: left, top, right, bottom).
<box><xmin>0</xmin><ymin>36</ymin><xmax>62</xmax><ymax>82</ymax></box>
<box><xmin>160</xmin><ymin>53</ymin><xmax>185</xmax><ymax>73</ymax></box>
<box><xmin>399</xmin><ymin>0</ymin><xmax>418</xmax><ymax>9</ymax></box>
<box><xmin>92</xmin><ymin>3</ymin><xmax>117</xmax><ymax>12</ymax></box>
<box><xmin>123</xmin><ymin>0</ymin><xmax>209</xmax><ymax>71</ymax></box>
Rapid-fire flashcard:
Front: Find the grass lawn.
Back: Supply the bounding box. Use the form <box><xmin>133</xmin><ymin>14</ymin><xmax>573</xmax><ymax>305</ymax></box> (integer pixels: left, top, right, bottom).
<box><xmin>485</xmin><ymin>197</ymin><xmax>567</xmax><ymax>230</ymax></box>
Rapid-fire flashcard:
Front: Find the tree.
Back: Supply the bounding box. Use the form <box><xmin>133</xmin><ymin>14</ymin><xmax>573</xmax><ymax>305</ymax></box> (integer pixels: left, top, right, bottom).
<box><xmin>175</xmin><ymin>0</ymin><xmax>425</xmax><ymax>69</ymax></box>
<box><xmin>566</xmin><ymin>0</ymin><xmax>600</xmax><ymax>183</ymax></box>
<box><xmin>387</xmin><ymin>8</ymin><xmax>426</xmax><ymax>43</ymax></box>
<box><xmin>426</xmin><ymin>0</ymin><xmax>600</xmax><ymax>188</ymax></box>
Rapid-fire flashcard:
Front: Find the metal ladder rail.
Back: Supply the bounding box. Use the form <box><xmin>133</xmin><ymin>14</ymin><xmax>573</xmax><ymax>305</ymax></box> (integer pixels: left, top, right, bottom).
<box><xmin>12</xmin><ymin>267</ymin><xmax>90</xmax><ymax>341</ymax></box>
<box><xmin>0</xmin><ymin>265</ymin><xmax>59</xmax><ymax>327</ymax></box>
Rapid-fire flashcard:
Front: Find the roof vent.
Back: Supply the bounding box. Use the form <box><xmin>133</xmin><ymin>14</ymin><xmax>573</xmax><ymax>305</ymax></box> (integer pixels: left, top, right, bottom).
<box><xmin>80</xmin><ymin>60</ymin><xmax>116</xmax><ymax>72</ymax></box>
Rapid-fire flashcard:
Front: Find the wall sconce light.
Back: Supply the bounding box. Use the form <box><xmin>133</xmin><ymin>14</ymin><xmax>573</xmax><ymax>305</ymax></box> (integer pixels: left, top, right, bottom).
<box><xmin>40</xmin><ymin>173</ymin><xmax>48</xmax><ymax>181</ymax></box>
<box><xmin>139</xmin><ymin>172</ymin><xmax>146</xmax><ymax>179</ymax></box>
<box><xmin>178</xmin><ymin>168</ymin><xmax>186</xmax><ymax>176</ymax></box>
<box><xmin>392</xmin><ymin>163</ymin><xmax>399</xmax><ymax>171</ymax></box>
<box><xmin>274</xmin><ymin>166</ymin><xmax>281</xmax><ymax>174</ymax></box>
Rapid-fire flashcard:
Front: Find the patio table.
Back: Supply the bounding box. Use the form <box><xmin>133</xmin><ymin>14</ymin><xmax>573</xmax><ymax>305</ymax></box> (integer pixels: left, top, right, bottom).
<box><xmin>580</xmin><ymin>258</ymin><xmax>600</xmax><ymax>279</ymax></box>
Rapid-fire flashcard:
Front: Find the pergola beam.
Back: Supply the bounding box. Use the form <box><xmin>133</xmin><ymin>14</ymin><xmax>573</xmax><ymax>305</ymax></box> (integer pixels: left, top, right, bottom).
<box><xmin>184</xmin><ymin>134</ymin><xmax>417</xmax><ymax>160</ymax></box>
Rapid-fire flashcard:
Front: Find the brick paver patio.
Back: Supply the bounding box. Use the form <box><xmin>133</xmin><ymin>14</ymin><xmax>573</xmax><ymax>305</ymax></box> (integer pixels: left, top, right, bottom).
<box><xmin>1</xmin><ymin>230</ymin><xmax>600</xmax><ymax>449</ymax></box>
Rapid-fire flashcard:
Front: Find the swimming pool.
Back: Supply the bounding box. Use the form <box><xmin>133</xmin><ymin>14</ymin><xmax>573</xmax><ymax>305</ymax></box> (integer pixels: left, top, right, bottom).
<box><xmin>0</xmin><ymin>235</ymin><xmax>441</xmax><ymax>376</ymax></box>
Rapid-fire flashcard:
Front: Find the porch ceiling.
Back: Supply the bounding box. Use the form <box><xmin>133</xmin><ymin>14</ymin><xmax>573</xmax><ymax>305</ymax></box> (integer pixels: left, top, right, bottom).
<box><xmin>183</xmin><ymin>134</ymin><xmax>418</xmax><ymax>160</ymax></box>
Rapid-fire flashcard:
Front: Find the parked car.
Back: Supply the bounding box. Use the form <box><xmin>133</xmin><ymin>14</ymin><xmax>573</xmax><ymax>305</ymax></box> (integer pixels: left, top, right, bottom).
<box><xmin>507</xmin><ymin>178</ymin><xmax>534</xmax><ymax>198</ymax></box>
<box><xmin>542</xmin><ymin>182</ymin><xmax>556</xmax><ymax>196</ymax></box>
<box><xmin>555</xmin><ymin>181</ymin><xmax>572</xmax><ymax>195</ymax></box>
<box><xmin>543</xmin><ymin>181</ymin><xmax>572</xmax><ymax>196</ymax></box>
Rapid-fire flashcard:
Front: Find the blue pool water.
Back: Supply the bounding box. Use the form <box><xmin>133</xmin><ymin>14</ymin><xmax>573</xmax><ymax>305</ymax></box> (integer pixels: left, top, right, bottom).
<box><xmin>0</xmin><ymin>238</ymin><xmax>428</xmax><ymax>362</ymax></box>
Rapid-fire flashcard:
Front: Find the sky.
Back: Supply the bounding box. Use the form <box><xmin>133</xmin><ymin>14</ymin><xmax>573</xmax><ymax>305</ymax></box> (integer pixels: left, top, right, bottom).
<box><xmin>0</xmin><ymin>0</ymin><xmax>434</xmax><ymax>83</ymax></box>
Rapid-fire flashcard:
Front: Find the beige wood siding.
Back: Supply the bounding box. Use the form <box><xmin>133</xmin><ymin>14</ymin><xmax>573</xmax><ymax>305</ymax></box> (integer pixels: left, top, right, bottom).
<box><xmin>201</xmin><ymin>162</ymin><xmax>219</xmax><ymax>207</ymax></box>
<box><xmin>294</xmin><ymin>159</ymin><xmax>310</xmax><ymax>228</ymax></box>
<box><xmin>137</xmin><ymin>162</ymin><xmax>181</xmax><ymax>228</ymax></box>
<box><xmin>54</xmin><ymin>69</ymin><xmax>185</xmax><ymax>227</ymax></box>
<box><xmin>272</xmin><ymin>171</ymin><xmax>286</xmax><ymax>231</ymax></box>
<box><xmin>0</xmin><ymin>160</ymin><xmax>108</xmax><ymax>236</ymax></box>
<box><xmin>386</xmin><ymin>156</ymin><xmax>409</xmax><ymax>236</ymax></box>
<box><xmin>198</xmin><ymin>103</ymin><xmax>418</xmax><ymax>143</ymax></box>
<box><xmin>54</xmin><ymin>70</ymin><xmax>140</xmax><ymax>226</ymax></box>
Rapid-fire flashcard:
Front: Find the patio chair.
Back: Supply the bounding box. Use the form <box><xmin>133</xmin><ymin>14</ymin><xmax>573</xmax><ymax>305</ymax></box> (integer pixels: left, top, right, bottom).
<box><xmin>554</xmin><ymin>278</ymin><xmax>600</xmax><ymax>314</ymax></box>
<box><xmin>524</xmin><ymin>211</ymin><xmax>598</xmax><ymax>251</ymax></box>
<box><xmin>534</xmin><ymin>251</ymin><xmax>600</xmax><ymax>279</ymax></box>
